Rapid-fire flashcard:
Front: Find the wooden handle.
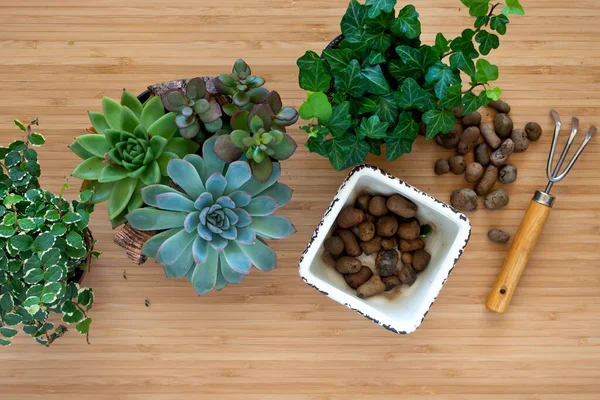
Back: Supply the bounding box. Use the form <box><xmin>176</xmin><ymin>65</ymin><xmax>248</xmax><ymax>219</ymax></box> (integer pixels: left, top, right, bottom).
<box><xmin>486</xmin><ymin>199</ymin><xmax>552</xmax><ymax>313</ymax></box>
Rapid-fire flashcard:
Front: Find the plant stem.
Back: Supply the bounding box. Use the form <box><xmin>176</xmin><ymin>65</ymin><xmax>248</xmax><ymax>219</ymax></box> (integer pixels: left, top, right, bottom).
<box><xmin>464</xmin><ymin>83</ymin><xmax>486</xmax><ymax>94</ymax></box>
<box><xmin>441</xmin><ymin>50</ymin><xmax>456</xmax><ymax>59</ymax></box>
<box><xmin>474</xmin><ymin>3</ymin><xmax>501</xmax><ymax>34</ymax></box>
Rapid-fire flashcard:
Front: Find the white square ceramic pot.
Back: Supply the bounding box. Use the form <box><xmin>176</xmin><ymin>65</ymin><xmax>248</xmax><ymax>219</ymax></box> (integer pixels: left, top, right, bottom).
<box><xmin>298</xmin><ymin>164</ymin><xmax>471</xmax><ymax>334</ymax></box>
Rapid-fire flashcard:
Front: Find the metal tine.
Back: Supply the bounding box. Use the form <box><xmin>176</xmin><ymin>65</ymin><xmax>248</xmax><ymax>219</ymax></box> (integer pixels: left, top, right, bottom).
<box><xmin>547</xmin><ymin>110</ymin><xmax>563</xmax><ymax>181</ymax></box>
<box><xmin>549</xmin><ymin>116</ymin><xmax>579</xmax><ymax>180</ymax></box>
<box><xmin>550</xmin><ymin>125</ymin><xmax>596</xmax><ymax>183</ymax></box>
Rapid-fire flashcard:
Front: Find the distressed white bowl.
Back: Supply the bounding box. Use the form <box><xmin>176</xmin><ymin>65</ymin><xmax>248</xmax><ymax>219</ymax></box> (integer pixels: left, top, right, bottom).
<box><xmin>298</xmin><ymin>165</ymin><xmax>471</xmax><ymax>334</ymax></box>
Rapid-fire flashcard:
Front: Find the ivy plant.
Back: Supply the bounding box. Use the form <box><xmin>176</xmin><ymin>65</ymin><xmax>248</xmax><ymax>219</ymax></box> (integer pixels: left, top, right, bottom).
<box><xmin>297</xmin><ymin>0</ymin><xmax>525</xmax><ymax>170</ymax></box>
<box><xmin>0</xmin><ymin>119</ymin><xmax>97</xmax><ymax>347</ymax></box>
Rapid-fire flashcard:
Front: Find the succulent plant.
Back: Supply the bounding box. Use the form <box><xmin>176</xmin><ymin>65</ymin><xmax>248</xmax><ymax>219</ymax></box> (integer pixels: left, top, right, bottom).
<box><xmin>126</xmin><ymin>136</ymin><xmax>295</xmax><ymax>295</ymax></box>
<box><xmin>214</xmin><ymin>59</ymin><xmax>269</xmax><ymax>116</ymax></box>
<box><xmin>70</xmin><ymin>90</ymin><xmax>200</xmax><ymax>226</ymax></box>
<box><xmin>214</xmin><ymin>104</ymin><xmax>297</xmax><ymax>182</ymax></box>
<box><xmin>0</xmin><ymin>119</ymin><xmax>97</xmax><ymax>347</ymax></box>
<box><xmin>160</xmin><ymin>78</ymin><xmax>224</xmax><ymax>139</ymax></box>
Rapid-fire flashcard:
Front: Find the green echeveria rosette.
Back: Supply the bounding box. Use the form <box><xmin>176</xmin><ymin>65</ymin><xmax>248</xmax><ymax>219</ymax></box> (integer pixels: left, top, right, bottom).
<box><xmin>214</xmin><ymin>59</ymin><xmax>269</xmax><ymax>116</ymax></box>
<box><xmin>126</xmin><ymin>136</ymin><xmax>295</xmax><ymax>295</ymax></box>
<box><xmin>70</xmin><ymin>90</ymin><xmax>200</xmax><ymax>226</ymax></box>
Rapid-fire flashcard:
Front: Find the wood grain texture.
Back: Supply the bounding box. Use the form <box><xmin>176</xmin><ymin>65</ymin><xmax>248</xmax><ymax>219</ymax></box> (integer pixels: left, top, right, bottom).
<box><xmin>0</xmin><ymin>0</ymin><xmax>599</xmax><ymax>399</ymax></box>
<box><xmin>487</xmin><ymin>200</ymin><xmax>552</xmax><ymax>314</ymax></box>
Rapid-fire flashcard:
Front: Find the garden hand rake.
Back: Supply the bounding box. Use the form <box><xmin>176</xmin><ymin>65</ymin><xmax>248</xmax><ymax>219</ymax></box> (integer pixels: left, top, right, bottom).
<box><xmin>486</xmin><ymin>110</ymin><xmax>596</xmax><ymax>313</ymax></box>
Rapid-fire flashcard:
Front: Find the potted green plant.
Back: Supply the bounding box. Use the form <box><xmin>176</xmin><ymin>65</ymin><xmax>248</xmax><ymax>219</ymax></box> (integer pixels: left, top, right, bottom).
<box><xmin>296</xmin><ymin>0</ymin><xmax>525</xmax><ymax>170</ymax></box>
<box><xmin>69</xmin><ymin>60</ymin><xmax>298</xmax><ymax>294</ymax></box>
<box><xmin>0</xmin><ymin>119</ymin><xmax>97</xmax><ymax>347</ymax></box>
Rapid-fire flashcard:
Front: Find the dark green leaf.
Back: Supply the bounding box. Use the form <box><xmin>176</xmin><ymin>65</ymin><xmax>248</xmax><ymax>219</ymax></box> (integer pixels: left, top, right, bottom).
<box><xmin>63</xmin><ymin>309</ymin><xmax>83</xmax><ymax>324</ymax></box>
<box><xmin>360</xmin><ymin>65</ymin><xmax>391</xmax><ymax>95</ymax></box>
<box><xmin>340</xmin><ymin>0</ymin><xmax>368</xmax><ymax>36</ymax></box>
<box><xmin>33</xmin><ymin>232</ymin><xmax>55</xmax><ymax>252</ymax></box>
<box><xmin>355</xmin><ymin>97</ymin><xmax>378</xmax><ymax>114</ymax></box>
<box><xmin>388</xmin><ymin>59</ymin><xmax>421</xmax><ymax>82</ymax></box>
<box><xmin>62</xmin><ymin>212</ymin><xmax>82</xmax><ymax>224</ymax></box>
<box><xmin>367</xmin><ymin>51</ymin><xmax>386</xmax><ymax>65</ymax></box>
<box><xmin>0</xmin><ymin>327</ymin><xmax>18</xmax><ymax>339</ymax></box>
<box><xmin>24</xmin><ymin>148</ymin><xmax>37</xmax><ymax>161</ymax></box>
<box><xmin>3</xmin><ymin>313</ymin><xmax>22</xmax><ymax>326</ymax></box>
<box><xmin>394</xmin><ymin>78</ymin><xmax>434</xmax><ymax>112</ymax></box>
<box><xmin>386</xmin><ymin>112</ymin><xmax>419</xmax><ymax>161</ymax></box>
<box><xmin>334</xmin><ymin>59</ymin><xmax>364</xmax><ymax>98</ymax></box>
<box><xmin>23</xmin><ymin>268</ymin><xmax>44</xmax><ymax>284</ymax></box>
<box><xmin>365</xmin><ymin>0</ymin><xmax>396</xmax><ymax>18</ymax></box>
<box><xmin>450</xmin><ymin>29</ymin><xmax>478</xmax><ymax>59</ymax></box>
<box><xmin>79</xmin><ymin>189</ymin><xmax>94</xmax><ymax>203</ymax></box>
<box><xmin>323</xmin><ymin>102</ymin><xmax>352</xmax><ymax>137</ymax></box>
<box><xmin>50</xmin><ymin>223</ymin><xmax>68</xmax><ymax>237</ymax></box>
<box><xmin>5</xmin><ymin>151</ymin><xmax>21</xmax><ymax>167</ymax></box>
<box><xmin>460</xmin><ymin>0</ymin><xmax>490</xmax><ymax>16</ymax></box>
<box><xmin>328</xmin><ymin>139</ymin><xmax>350</xmax><ymax>171</ymax></box>
<box><xmin>432</xmin><ymin>33</ymin><xmax>449</xmax><ymax>57</ymax></box>
<box><xmin>14</xmin><ymin>120</ymin><xmax>27</xmax><ymax>132</ymax></box>
<box><xmin>390</xmin><ymin>4</ymin><xmax>421</xmax><ymax>39</ymax></box>
<box><xmin>475</xmin><ymin>15</ymin><xmax>490</xmax><ymax>29</ymax></box>
<box><xmin>423</xmin><ymin>108</ymin><xmax>456</xmax><ymax>139</ymax></box>
<box><xmin>0</xmin><ymin>338</ymin><xmax>11</xmax><ymax>346</ymax></box>
<box><xmin>462</xmin><ymin>91</ymin><xmax>490</xmax><ymax>114</ymax></box>
<box><xmin>425</xmin><ymin>62</ymin><xmax>461</xmax><ymax>99</ymax></box>
<box><xmin>41</xmin><ymin>248</ymin><xmax>61</xmax><ymax>267</ymax></box>
<box><xmin>322</xmin><ymin>49</ymin><xmax>354</xmax><ymax>73</ymax></box>
<box><xmin>305</xmin><ymin>137</ymin><xmax>329</xmax><ymax>157</ymax></box>
<box><xmin>439</xmin><ymin>84</ymin><xmax>463</xmax><ymax>109</ymax></box>
<box><xmin>0</xmin><ymin>293</ymin><xmax>14</xmax><ymax>312</ymax></box>
<box><xmin>297</xmin><ymin>51</ymin><xmax>331</xmax><ymax>92</ymax></box>
<box><xmin>490</xmin><ymin>15</ymin><xmax>509</xmax><ymax>35</ymax></box>
<box><xmin>17</xmin><ymin>218</ymin><xmax>37</xmax><ymax>231</ymax></box>
<box><xmin>66</xmin><ymin>231</ymin><xmax>84</xmax><ymax>249</ymax></box>
<box><xmin>449</xmin><ymin>51</ymin><xmax>476</xmax><ymax>77</ymax></box>
<box><xmin>475</xmin><ymin>30</ymin><xmax>500</xmax><ymax>56</ymax></box>
<box><xmin>344</xmin><ymin>137</ymin><xmax>370</xmax><ymax>168</ymax></box>
<box><xmin>374</xmin><ymin>94</ymin><xmax>399</xmax><ymax>126</ymax></box>
<box><xmin>357</xmin><ymin>115</ymin><xmax>389</xmax><ymax>140</ymax></box>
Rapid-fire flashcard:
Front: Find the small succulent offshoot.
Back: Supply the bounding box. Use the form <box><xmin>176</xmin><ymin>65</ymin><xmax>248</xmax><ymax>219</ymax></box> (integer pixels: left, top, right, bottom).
<box><xmin>70</xmin><ymin>90</ymin><xmax>200</xmax><ymax>226</ymax></box>
<box><xmin>126</xmin><ymin>136</ymin><xmax>295</xmax><ymax>295</ymax></box>
<box><xmin>160</xmin><ymin>78</ymin><xmax>223</xmax><ymax>140</ymax></box>
<box><xmin>0</xmin><ymin>119</ymin><xmax>97</xmax><ymax>347</ymax></box>
<box><xmin>214</xmin><ymin>59</ymin><xmax>269</xmax><ymax>116</ymax></box>
<box><xmin>214</xmin><ymin>104</ymin><xmax>297</xmax><ymax>182</ymax></box>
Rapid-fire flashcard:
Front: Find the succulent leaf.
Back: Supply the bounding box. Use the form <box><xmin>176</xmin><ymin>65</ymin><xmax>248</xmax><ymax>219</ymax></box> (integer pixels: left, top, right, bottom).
<box><xmin>270</xmin><ymin>134</ymin><xmax>297</xmax><ymax>161</ymax></box>
<box><xmin>185</xmin><ymin>78</ymin><xmax>206</xmax><ymax>101</ymax></box>
<box><xmin>245</xmin><ymin>196</ymin><xmax>278</xmax><ymax>216</ymax></box>
<box><xmin>139</xmin><ymin>96</ymin><xmax>164</xmax><ymax>130</ymax></box>
<box><xmin>121</xmin><ymin>106</ymin><xmax>140</xmax><ymax>133</ymax></box>
<box><xmin>102</xmin><ymin>96</ymin><xmax>122</xmax><ymax>129</ymax></box>
<box><xmin>75</xmin><ymin>134</ymin><xmax>110</xmax><ymax>158</ymax></box>
<box><xmin>249</xmin><ymin>159</ymin><xmax>274</xmax><ymax>182</ymax></box>
<box><xmin>121</xmin><ymin>90</ymin><xmax>144</xmax><ymax>118</ymax></box>
<box><xmin>249</xmin><ymin>216</ymin><xmax>296</xmax><ymax>239</ymax></box>
<box><xmin>162</xmin><ymin>89</ymin><xmax>187</xmax><ymax>112</ymax></box>
<box><xmin>71</xmin><ymin>157</ymin><xmax>105</xmax><ymax>180</ymax></box>
<box><xmin>190</xmin><ymin>249</ymin><xmax>218</xmax><ymax>294</ymax></box>
<box><xmin>88</xmin><ymin>111</ymin><xmax>110</xmax><ymax>135</ymax></box>
<box><xmin>266</xmin><ymin>91</ymin><xmax>283</xmax><ymax>113</ymax></box>
<box><xmin>98</xmin><ymin>165</ymin><xmax>128</xmax><ymax>183</ymax></box>
<box><xmin>239</xmin><ymin>239</ymin><xmax>276</xmax><ymax>271</ymax></box>
<box><xmin>219</xmin><ymin>252</ymin><xmax>245</xmax><ymax>283</ymax></box>
<box><xmin>156</xmin><ymin>228</ymin><xmax>196</xmax><ymax>265</ymax></box>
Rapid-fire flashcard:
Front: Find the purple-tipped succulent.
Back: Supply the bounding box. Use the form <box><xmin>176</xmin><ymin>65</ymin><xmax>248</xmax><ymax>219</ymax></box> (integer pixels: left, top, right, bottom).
<box><xmin>213</xmin><ymin>104</ymin><xmax>297</xmax><ymax>182</ymax></box>
<box><xmin>214</xmin><ymin>59</ymin><xmax>270</xmax><ymax>116</ymax></box>
<box><xmin>126</xmin><ymin>136</ymin><xmax>295</xmax><ymax>295</ymax></box>
<box><xmin>160</xmin><ymin>78</ymin><xmax>223</xmax><ymax>139</ymax></box>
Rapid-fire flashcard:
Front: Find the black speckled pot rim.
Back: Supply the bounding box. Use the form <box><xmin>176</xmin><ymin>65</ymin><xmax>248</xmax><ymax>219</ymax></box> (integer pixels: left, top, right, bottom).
<box><xmin>298</xmin><ymin>164</ymin><xmax>472</xmax><ymax>335</ymax></box>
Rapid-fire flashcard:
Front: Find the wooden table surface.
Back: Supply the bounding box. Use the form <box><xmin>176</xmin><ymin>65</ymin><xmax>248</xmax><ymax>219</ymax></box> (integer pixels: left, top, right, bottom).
<box><xmin>1</xmin><ymin>0</ymin><xmax>599</xmax><ymax>399</ymax></box>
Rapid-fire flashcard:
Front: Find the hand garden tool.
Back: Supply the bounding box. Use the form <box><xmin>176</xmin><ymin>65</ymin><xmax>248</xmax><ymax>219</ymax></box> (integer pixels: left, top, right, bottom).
<box><xmin>486</xmin><ymin>110</ymin><xmax>596</xmax><ymax>313</ymax></box>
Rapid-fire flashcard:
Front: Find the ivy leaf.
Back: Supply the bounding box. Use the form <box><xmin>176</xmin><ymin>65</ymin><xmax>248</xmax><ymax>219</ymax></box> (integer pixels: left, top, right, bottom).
<box><xmin>475</xmin><ymin>15</ymin><xmax>490</xmax><ymax>29</ymax></box>
<box><xmin>390</xmin><ymin>5</ymin><xmax>421</xmax><ymax>39</ymax></box>
<box><xmin>334</xmin><ymin>59</ymin><xmax>364</xmax><ymax>98</ymax></box>
<box><xmin>327</xmin><ymin>139</ymin><xmax>350</xmax><ymax>171</ymax></box>
<box><xmin>297</xmin><ymin>51</ymin><xmax>331</xmax><ymax>92</ymax></box>
<box><xmin>367</xmin><ymin>51</ymin><xmax>386</xmax><ymax>65</ymax></box>
<box><xmin>432</xmin><ymin>33</ymin><xmax>450</xmax><ymax>57</ymax></box>
<box><xmin>460</xmin><ymin>0</ymin><xmax>490</xmax><ymax>17</ymax></box>
<box><xmin>425</xmin><ymin>62</ymin><xmax>461</xmax><ymax>99</ymax></box>
<box><xmin>485</xmin><ymin>87</ymin><xmax>502</xmax><ymax>101</ymax></box>
<box><xmin>394</xmin><ymin>78</ymin><xmax>433</xmax><ymax>112</ymax></box>
<box><xmin>473</xmin><ymin>59</ymin><xmax>499</xmax><ymax>84</ymax></box>
<box><xmin>475</xmin><ymin>30</ymin><xmax>499</xmax><ymax>56</ymax></box>
<box><xmin>299</xmin><ymin>92</ymin><xmax>333</xmax><ymax>120</ymax></box>
<box><xmin>502</xmin><ymin>0</ymin><xmax>525</xmax><ymax>16</ymax></box>
<box><xmin>355</xmin><ymin>97</ymin><xmax>378</xmax><ymax>114</ymax></box>
<box><xmin>388</xmin><ymin>59</ymin><xmax>421</xmax><ymax>82</ymax></box>
<box><xmin>490</xmin><ymin>15</ymin><xmax>509</xmax><ymax>35</ymax></box>
<box><xmin>423</xmin><ymin>108</ymin><xmax>456</xmax><ymax>139</ymax></box>
<box><xmin>450</xmin><ymin>29</ymin><xmax>479</xmax><ymax>59</ymax></box>
<box><xmin>439</xmin><ymin>84</ymin><xmax>463</xmax><ymax>109</ymax></box>
<box><xmin>386</xmin><ymin>112</ymin><xmax>419</xmax><ymax>161</ymax></box>
<box><xmin>344</xmin><ymin>137</ymin><xmax>370</xmax><ymax>168</ymax></box>
<box><xmin>360</xmin><ymin>64</ymin><xmax>391</xmax><ymax>95</ymax></box>
<box><xmin>305</xmin><ymin>137</ymin><xmax>329</xmax><ymax>157</ymax></box>
<box><xmin>449</xmin><ymin>51</ymin><xmax>476</xmax><ymax>77</ymax></box>
<box><xmin>357</xmin><ymin>115</ymin><xmax>389</xmax><ymax>140</ymax></box>
<box><xmin>365</xmin><ymin>0</ymin><xmax>396</xmax><ymax>18</ymax></box>
<box><xmin>341</xmin><ymin>0</ymin><xmax>368</xmax><ymax>36</ymax></box>
<box><xmin>462</xmin><ymin>91</ymin><xmax>489</xmax><ymax>114</ymax></box>
<box><xmin>322</xmin><ymin>49</ymin><xmax>354</xmax><ymax>73</ymax></box>
<box><xmin>374</xmin><ymin>94</ymin><xmax>399</xmax><ymax>125</ymax></box>
<box><xmin>323</xmin><ymin>102</ymin><xmax>352</xmax><ymax>137</ymax></box>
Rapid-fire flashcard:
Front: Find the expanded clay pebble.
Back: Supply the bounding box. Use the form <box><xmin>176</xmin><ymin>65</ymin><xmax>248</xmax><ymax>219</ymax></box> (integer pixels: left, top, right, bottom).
<box><xmin>434</xmin><ymin>159</ymin><xmax>450</xmax><ymax>175</ymax></box>
<box><xmin>488</xmin><ymin>229</ymin><xmax>510</xmax><ymax>243</ymax></box>
<box><xmin>475</xmin><ymin>165</ymin><xmax>499</xmax><ymax>196</ymax></box>
<box><xmin>484</xmin><ymin>189</ymin><xmax>510</xmax><ymax>210</ymax></box>
<box><xmin>511</xmin><ymin>129</ymin><xmax>530</xmax><ymax>153</ymax></box>
<box><xmin>474</xmin><ymin>143</ymin><xmax>490</xmax><ymax>166</ymax></box>
<box><xmin>490</xmin><ymin>139</ymin><xmax>515</xmax><ymax>167</ymax></box>
<box><xmin>465</xmin><ymin>162</ymin><xmax>484</xmax><ymax>183</ymax></box>
<box><xmin>449</xmin><ymin>155</ymin><xmax>466</xmax><ymax>174</ymax></box>
<box><xmin>480</xmin><ymin>123</ymin><xmax>502</xmax><ymax>149</ymax></box>
<box><xmin>494</xmin><ymin>113</ymin><xmax>514</xmax><ymax>138</ymax></box>
<box><xmin>488</xmin><ymin>99</ymin><xmax>511</xmax><ymax>114</ymax></box>
<box><xmin>462</xmin><ymin>111</ymin><xmax>482</xmax><ymax>127</ymax></box>
<box><xmin>451</xmin><ymin>188</ymin><xmax>478</xmax><ymax>212</ymax></box>
<box><xmin>457</xmin><ymin>126</ymin><xmax>481</xmax><ymax>155</ymax></box>
<box><xmin>337</xmin><ymin>207</ymin><xmax>364</xmax><ymax>228</ymax></box>
<box><xmin>525</xmin><ymin>122</ymin><xmax>543</xmax><ymax>141</ymax></box>
<box><xmin>435</xmin><ymin>125</ymin><xmax>460</xmax><ymax>149</ymax></box>
<box><xmin>499</xmin><ymin>164</ymin><xmax>517</xmax><ymax>184</ymax></box>
<box><xmin>368</xmin><ymin>196</ymin><xmax>388</xmax><ymax>216</ymax></box>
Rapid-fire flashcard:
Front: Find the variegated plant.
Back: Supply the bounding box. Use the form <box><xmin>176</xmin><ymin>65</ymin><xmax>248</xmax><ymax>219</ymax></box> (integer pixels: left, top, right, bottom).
<box><xmin>0</xmin><ymin>119</ymin><xmax>97</xmax><ymax>347</ymax></box>
<box><xmin>126</xmin><ymin>136</ymin><xmax>295</xmax><ymax>295</ymax></box>
<box><xmin>70</xmin><ymin>90</ymin><xmax>200</xmax><ymax>226</ymax></box>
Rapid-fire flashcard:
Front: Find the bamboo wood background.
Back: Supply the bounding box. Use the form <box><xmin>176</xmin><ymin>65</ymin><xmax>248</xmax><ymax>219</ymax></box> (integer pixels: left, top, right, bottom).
<box><xmin>0</xmin><ymin>0</ymin><xmax>599</xmax><ymax>399</ymax></box>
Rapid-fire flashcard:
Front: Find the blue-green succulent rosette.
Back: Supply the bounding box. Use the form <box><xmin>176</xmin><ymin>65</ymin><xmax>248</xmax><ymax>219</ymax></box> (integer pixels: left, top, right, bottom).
<box><xmin>126</xmin><ymin>136</ymin><xmax>295</xmax><ymax>295</ymax></box>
